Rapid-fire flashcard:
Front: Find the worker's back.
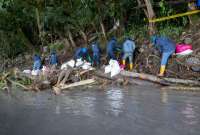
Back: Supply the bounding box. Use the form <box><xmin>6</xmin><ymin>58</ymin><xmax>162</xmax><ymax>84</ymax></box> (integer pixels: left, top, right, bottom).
<box><xmin>123</xmin><ymin>39</ymin><xmax>135</xmax><ymax>53</ymax></box>
<box><xmin>107</xmin><ymin>38</ymin><xmax>116</xmax><ymax>53</ymax></box>
<box><xmin>155</xmin><ymin>37</ymin><xmax>175</xmax><ymax>53</ymax></box>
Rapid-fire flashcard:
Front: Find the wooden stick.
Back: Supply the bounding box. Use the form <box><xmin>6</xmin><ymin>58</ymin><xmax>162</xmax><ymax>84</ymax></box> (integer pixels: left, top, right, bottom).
<box><xmin>53</xmin><ymin>79</ymin><xmax>96</xmax><ymax>94</ymax></box>
<box><xmin>7</xmin><ymin>78</ymin><xmax>30</xmax><ymax>90</ymax></box>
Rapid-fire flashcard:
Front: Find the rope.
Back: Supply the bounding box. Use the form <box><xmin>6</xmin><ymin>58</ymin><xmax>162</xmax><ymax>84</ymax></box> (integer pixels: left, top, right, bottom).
<box><xmin>149</xmin><ymin>10</ymin><xmax>200</xmax><ymax>23</ymax></box>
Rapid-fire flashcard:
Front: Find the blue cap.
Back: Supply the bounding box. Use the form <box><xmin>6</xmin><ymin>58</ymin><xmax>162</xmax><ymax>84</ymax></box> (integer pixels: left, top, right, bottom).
<box><xmin>81</xmin><ymin>47</ymin><xmax>87</xmax><ymax>53</ymax></box>
<box><xmin>111</xmin><ymin>37</ymin><xmax>117</xmax><ymax>41</ymax></box>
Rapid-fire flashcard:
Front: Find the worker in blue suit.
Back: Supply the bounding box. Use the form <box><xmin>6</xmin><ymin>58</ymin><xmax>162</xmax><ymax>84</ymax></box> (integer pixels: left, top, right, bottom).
<box><xmin>106</xmin><ymin>37</ymin><xmax>118</xmax><ymax>60</ymax></box>
<box><xmin>151</xmin><ymin>35</ymin><xmax>176</xmax><ymax>76</ymax></box>
<box><xmin>74</xmin><ymin>47</ymin><xmax>91</xmax><ymax>62</ymax></box>
<box><xmin>122</xmin><ymin>37</ymin><xmax>136</xmax><ymax>70</ymax></box>
<box><xmin>91</xmin><ymin>42</ymin><xmax>100</xmax><ymax>67</ymax></box>
<box><xmin>49</xmin><ymin>50</ymin><xmax>58</xmax><ymax>66</ymax></box>
<box><xmin>33</xmin><ymin>54</ymin><xmax>41</xmax><ymax>70</ymax></box>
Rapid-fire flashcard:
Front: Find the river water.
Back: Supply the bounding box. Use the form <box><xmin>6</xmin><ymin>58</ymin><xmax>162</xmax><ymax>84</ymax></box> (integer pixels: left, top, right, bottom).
<box><xmin>0</xmin><ymin>85</ymin><xmax>200</xmax><ymax>135</ymax></box>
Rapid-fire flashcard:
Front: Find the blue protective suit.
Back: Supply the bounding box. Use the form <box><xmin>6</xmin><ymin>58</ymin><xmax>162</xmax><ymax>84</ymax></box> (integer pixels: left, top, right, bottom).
<box><xmin>33</xmin><ymin>54</ymin><xmax>41</xmax><ymax>70</ymax></box>
<box><xmin>91</xmin><ymin>43</ymin><xmax>100</xmax><ymax>66</ymax></box>
<box><xmin>106</xmin><ymin>38</ymin><xmax>117</xmax><ymax>60</ymax></box>
<box><xmin>74</xmin><ymin>47</ymin><xmax>91</xmax><ymax>62</ymax></box>
<box><xmin>154</xmin><ymin>37</ymin><xmax>175</xmax><ymax>53</ymax></box>
<box><xmin>122</xmin><ymin>39</ymin><xmax>135</xmax><ymax>53</ymax></box>
<box><xmin>197</xmin><ymin>0</ymin><xmax>200</xmax><ymax>6</ymax></box>
<box><xmin>153</xmin><ymin>36</ymin><xmax>176</xmax><ymax>66</ymax></box>
<box><xmin>49</xmin><ymin>52</ymin><xmax>58</xmax><ymax>65</ymax></box>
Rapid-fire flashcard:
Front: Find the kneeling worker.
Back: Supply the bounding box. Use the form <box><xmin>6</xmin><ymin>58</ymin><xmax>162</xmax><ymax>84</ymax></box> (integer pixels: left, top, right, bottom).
<box><xmin>151</xmin><ymin>35</ymin><xmax>175</xmax><ymax>77</ymax></box>
<box><xmin>122</xmin><ymin>37</ymin><xmax>135</xmax><ymax>70</ymax></box>
<box><xmin>74</xmin><ymin>47</ymin><xmax>91</xmax><ymax>62</ymax></box>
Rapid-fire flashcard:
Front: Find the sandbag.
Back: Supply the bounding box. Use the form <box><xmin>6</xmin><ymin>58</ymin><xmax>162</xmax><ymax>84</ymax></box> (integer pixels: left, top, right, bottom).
<box><xmin>61</xmin><ymin>60</ymin><xmax>75</xmax><ymax>70</ymax></box>
<box><xmin>81</xmin><ymin>62</ymin><xmax>92</xmax><ymax>70</ymax></box>
<box><xmin>76</xmin><ymin>59</ymin><xmax>84</xmax><ymax>67</ymax></box>
<box><xmin>104</xmin><ymin>60</ymin><xmax>121</xmax><ymax>77</ymax></box>
<box><xmin>110</xmin><ymin>60</ymin><xmax>121</xmax><ymax>77</ymax></box>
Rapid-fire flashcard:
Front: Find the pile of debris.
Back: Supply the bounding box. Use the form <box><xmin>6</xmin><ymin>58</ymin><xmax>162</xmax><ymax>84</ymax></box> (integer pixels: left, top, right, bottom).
<box><xmin>135</xmin><ymin>26</ymin><xmax>200</xmax><ymax>80</ymax></box>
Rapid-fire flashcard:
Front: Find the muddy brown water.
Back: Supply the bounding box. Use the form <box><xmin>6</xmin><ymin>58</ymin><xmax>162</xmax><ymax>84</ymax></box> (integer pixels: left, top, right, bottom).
<box><xmin>0</xmin><ymin>85</ymin><xmax>200</xmax><ymax>135</ymax></box>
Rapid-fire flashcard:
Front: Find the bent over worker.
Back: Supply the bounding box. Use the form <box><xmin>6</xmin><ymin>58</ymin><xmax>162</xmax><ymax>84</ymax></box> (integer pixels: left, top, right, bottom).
<box><xmin>122</xmin><ymin>38</ymin><xmax>135</xmax><ymax>70</ymax></box>
<box><xmin>74</xmin><ymin>47</ymin><xmax>91</xmax><ymax>62</ymax></box>
<box><xmin>106</xmin><ymin>37</ymin><xmax>117</xmax><ymax>60</ymax></box>
<box><xmin>151</xmin><ymin>35</ymin><xmax>175</xmax><ymax>77</ymax></box>
<box><xmin>91</xmin><ymin>42</ymin><xmax>100</xmax><ymax>67</ymax></box>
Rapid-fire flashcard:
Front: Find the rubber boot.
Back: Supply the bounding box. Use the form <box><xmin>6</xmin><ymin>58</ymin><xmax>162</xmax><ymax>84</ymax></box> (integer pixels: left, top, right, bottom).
<box><xmin>158</xmin><ymin>65</ymin><xmax>166</xmax><ymax>77</ymax></box>
<box><xmin>129</xmin><ymin>63</ymin><xmax>133</xmax><ymax>70</ymax></box>
<box><xmin>122</xmin><ymin>60</ymin><xmax>126</xmax><ymax>65</ymax></box>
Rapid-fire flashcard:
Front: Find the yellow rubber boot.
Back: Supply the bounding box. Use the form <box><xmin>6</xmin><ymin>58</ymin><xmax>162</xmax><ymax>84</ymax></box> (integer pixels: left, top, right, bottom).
<box><xmin>158</xmin><ymin>65</ymin><xmax>166</xmax><ymax>76</ymax></box>
<box><xmin>129</xmin><ymin>63</ymin><xmax>133</xmax><ymax>70</ymax></box>
<box><xmin>122</xmin><ymin>60</ymin><xmax>126</xmax><ymax>65</ymax></box>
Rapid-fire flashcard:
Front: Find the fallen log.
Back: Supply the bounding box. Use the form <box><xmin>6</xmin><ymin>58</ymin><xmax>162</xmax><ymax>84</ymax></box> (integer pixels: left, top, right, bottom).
<box><xmin>162</xmin><ymin>86</ymin><xmax>200</xmax><ymax>91</ymax></box>
<box><xmin>53</xmin><ymin>79</ymin><xmax>96</xmax><ymax>94</ymax></box>
<box><xmin>120</xmin><ymin>71</ymin><xmax>171</xmax><ymax>85</ymax></box>
<box><xmin>163</xmin><ymin>78</ymin><xmax>200</xmax><ymax>86</ymax></box>
<box><xmin>120</xmin><ymin>71</ymin><xmax>200</xmax><ymax>86</ymax></box>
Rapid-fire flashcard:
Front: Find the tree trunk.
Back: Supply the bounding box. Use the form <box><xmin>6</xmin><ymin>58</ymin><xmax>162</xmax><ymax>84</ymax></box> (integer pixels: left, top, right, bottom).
<box><xmin>120</xmin><ymin>71</ymin><xmax>200</xmax><ymax>86</ymax></box>
<box><xmin>68</xmin><ymin>31</ymin><xmax>76</xmax><ymax>48</ymax></box>
<box><xmin>100</xmin><ymin>20</ymin><xmax>107</xmax><ymax>41</ymax></box>
<box><xmin>143</xmin><ymin>0</ymin><xmax>156</xmax><ymax>35</ymax></box>
<box><xmin>80</xmin><ymin>30</ymin><xmax>88</xmax><ymax>46</ymax></box>
<box><xmin>35</xmin><ymin>8</ymin><xmax>43</xmax><ymax>45</ymax></box>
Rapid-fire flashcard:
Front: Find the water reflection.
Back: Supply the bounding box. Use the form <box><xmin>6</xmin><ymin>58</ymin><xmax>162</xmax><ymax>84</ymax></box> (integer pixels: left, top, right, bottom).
<box><xmin>161</xmin><ymin>90</ymin><xmax>168</xmax><ymax>104</ymax></box>
<box><xmin>59</xmin><ymin>95</ymin><xmax>96</xmax><ymax>118</ymax></box>
<box><xmin>182</xmin><ymin>102</ymin><xmax>198</xmax><ymax>125</ymax></box>
<box><xmin>106</xmin><ymin>88</ymin><xmax>124</xmax><ymax>116</ymax></box>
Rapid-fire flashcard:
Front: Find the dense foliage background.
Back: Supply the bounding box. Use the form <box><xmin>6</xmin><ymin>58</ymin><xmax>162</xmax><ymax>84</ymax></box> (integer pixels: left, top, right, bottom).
<box><xmin>0</xmin><ymin>0</ymin><xmax>199</xmax><ymax>59</ymax></box>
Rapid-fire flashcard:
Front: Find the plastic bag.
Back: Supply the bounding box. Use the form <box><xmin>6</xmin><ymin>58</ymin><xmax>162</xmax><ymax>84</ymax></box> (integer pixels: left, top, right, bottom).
<box><xmin>176</xmin><ymin>49</ymin><xmax>193</xmax><ymax>56</ymax></box>
<box><xmin>175</xmin><ymin>44</ymin><xmax>193</xmax><ymax>56</ymax></box>
<box><xmin>23</xmin><ymin>69</ymin><xmax>31</xmax><ymax>74</ymax></box>
<box><xmin>110</xmin><ymin>60</ymin><xmax>121</xmax><ymax>77</ymax></box>
<box><xmin>81</xmin><ymin>62</ymin><xmax>93</xmax><ymax>70</ymax></box>
<box><xmin>61</xmin><ymin>63</ymin><xmax>68</xmax><ymax>70</ymax></box>
<box><xmin>76</xmin><ymin>59</ymin><xmax>84</xmax><ymax>67</ymax></box>
<box><xmin>67</xmin><ymin>59</ymin><xmax>75</xmax><ymax>68</ymax></box>
<box><xmin>42</xmin><ymin>66</ymin><xmax>50</xmax><ymax>75</ymax></box>
<box><xmin>105</xmin><ymin>65</ymin><xmax>111</xmax><ymax>74</ymax></box>
<box><xmin>104</xmin><ymin>60</ymin><xmax>121</xmax><ymax>77</ymax></box>
<box><xmin>31</xmin><ymin>70</ymin><xmax>40</xmax><ymax>76</ymax></box>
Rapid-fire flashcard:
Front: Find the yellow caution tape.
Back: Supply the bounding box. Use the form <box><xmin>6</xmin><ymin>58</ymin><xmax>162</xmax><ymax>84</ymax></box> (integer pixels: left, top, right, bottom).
<box><xmin>149</xmin><ymin>10</ymin><xmax>200</xmax><ymax>23</ymax></box>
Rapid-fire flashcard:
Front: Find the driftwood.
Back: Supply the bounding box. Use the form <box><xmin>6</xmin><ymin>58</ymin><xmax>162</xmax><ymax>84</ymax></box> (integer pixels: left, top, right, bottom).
<box><xmin>120</xmin><ymin>71</ymin><xmax>171</xmax><ymax>85</ymax></box>
<box><xmin>162</xmin><ymin>86</ymin><xmax>200</xmax><ymax>91</ymax></box>
<box><xmin>120</xmin><ymin>71</ymin><xmax>200</xmax><ymax>86</ymax></box>
<box><xmin>53</xmin><ymin>79</ymin><xmax>96</xmax><ymax>94</ymax></box>
<box><xmin>7</xmin><ymin>78</ymin><xmax>30</xmax><ymax>90</ymax></box>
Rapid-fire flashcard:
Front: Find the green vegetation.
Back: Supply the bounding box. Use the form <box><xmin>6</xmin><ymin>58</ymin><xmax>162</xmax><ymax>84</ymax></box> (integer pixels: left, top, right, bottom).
<box><xmin>0</xmin><ymin>0</ymin><xmax>199</xmax><ymax>59</ymax></box>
